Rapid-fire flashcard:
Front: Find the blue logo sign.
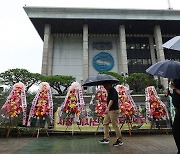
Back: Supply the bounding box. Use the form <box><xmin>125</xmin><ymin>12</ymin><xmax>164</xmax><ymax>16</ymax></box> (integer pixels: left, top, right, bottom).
<box><xmin>93</xmin><ymin>52</ymin><xmax>114</xmax><ymax>72</ymax></box>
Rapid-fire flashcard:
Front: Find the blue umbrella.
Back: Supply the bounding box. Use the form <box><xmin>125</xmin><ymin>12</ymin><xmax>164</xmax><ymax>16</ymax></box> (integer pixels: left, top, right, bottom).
<box><xmin>162</xmin><ymin>36</ymin><xmax>180</xmax><ymax>51</ymax></box>
<box><xmin>82</xmin><ymin>74</ymin><xmax>119</xmax><ymax>86</ymax></box>
<box><xmin>146</xmin><ymin>60</ymin><xmax>180</xmax><ymax>79</ymax></box>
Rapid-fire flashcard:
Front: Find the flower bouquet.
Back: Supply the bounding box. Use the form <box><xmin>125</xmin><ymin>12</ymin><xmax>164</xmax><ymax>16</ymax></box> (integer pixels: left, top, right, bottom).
<box><xmin>120</xmin><ymin>102</ymin><xmax>135</xmax><ymax>116</ymax></box>
<box><xmin>59</xmin><ymin>82</ymin><xmax>86</xmax><ymax>124</ymax></box>
<box><xmin>0</xmin><ymin>82</ymin><xmax>27</xmax><ymax>125</ymax></box>
<box><xmin>116</xmin><ymin>85</ymin><xmax>137</xmax><ymax>118</ymax></box>
<box><xmin>27</xmin><ymin>82</ymin><xmax>53</xmax><ymax>127</ymax></box>
<box><xmin>89</xmin><ymin>86</ymin><xmax>107</xmax><ymax>121</ymax></box>
<box><xmin>145</xmin><ymin>86</ymin><xmax>169</xmax><ymax>121</ymax></box>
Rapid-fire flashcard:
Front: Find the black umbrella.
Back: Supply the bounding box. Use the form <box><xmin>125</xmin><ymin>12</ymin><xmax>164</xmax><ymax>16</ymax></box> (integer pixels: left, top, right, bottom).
<box><xmin>146</xmin><ymin>60</ymin><xmax>180</xmax><ymax>79</ymax></box>
<box><xmin>82</xmin><ymin>74</ymin><xmax>119</xmax><ymax>86</ymax></box>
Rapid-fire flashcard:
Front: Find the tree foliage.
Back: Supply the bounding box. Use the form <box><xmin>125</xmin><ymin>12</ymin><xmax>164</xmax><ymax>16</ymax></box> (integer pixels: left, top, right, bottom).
<box><xmin>126</xmin><ymin>73</ymin><xmax>156</xmax><ymax>94</ymax></box>
<box><xmin>0</xmin><ymin>68</ymin><xmax>43</xmax><ymax>91</ymax></box>
<box><xmin>42</xmin><ymin>75</ymin><xmax>76</xmax><ymax>95</ymax></box>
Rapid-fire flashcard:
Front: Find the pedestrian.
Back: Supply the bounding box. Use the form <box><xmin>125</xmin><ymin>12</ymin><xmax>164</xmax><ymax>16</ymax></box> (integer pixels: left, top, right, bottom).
<box><xmin>166</xmin><ymin>79</ymin><xmax>180</xmax><ymax>154</ymax></box>
<box><xmin>99</xmin><ymin>81</ymin><xmax>123</xmax><ymax>146</ymax></box>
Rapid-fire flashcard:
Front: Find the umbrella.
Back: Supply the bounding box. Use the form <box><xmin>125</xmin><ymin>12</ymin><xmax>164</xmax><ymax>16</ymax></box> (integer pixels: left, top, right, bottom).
<box><xmin>162</xmin><ymin>36</ymin><xmax>180</xmax><ymax>51</ymax></box>
<box><xmin>82</xmin><ymin>74</ymin><xmax>119</xmax><ymax>86</ymax></box>
<box><xmin>146</xmin><ymin>60</ymin><xmax>180</xmax><ymax>79</ymax></box>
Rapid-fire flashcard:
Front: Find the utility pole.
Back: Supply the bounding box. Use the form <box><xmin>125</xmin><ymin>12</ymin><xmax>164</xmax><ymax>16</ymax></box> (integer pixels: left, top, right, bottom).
<box><xmin>167</xmin><ymin>0</ymin><xmax>173</xmax><ymax>10</ymax></box>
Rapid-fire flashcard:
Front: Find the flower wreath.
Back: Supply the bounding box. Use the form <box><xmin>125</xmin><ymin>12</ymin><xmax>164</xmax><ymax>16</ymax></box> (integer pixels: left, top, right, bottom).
<box><xmin>0</xmin><ymin>82</ymin><xmax>27</xmax><ymax>125</ymax></box>
<box><xmin>95</xmin><ymin>86</ymin><xmax>107</xmax><ymax>119</ymax></box>
<box><xmin>145</xmin><ymin>86</ymin><xmax>169</xmax><ymax>120</ymax></box>
<box><xmin>59</xmin><ymin>82</ymin><xmax>86</xmax><ymax>123</ymax></box>
<box><xmin>88</xmin><ymin>86</ymin><xmax>107</xmax><ymax>121</ymax></box>
<box><xmin>27</xmin><ymin>82</ymin><xmax>53</xmax><ymax>126</ymax></box>
<box><xmin>116</xmin><ymin>85</ymin><xmax>137</xmax><ymax>117</ymax></box>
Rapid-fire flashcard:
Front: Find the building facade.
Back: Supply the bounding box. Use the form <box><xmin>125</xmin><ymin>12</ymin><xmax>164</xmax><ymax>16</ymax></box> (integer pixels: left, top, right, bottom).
<box><xmin>24</xmin><ymin>7</ymin><xmax>180</xmax><ymax>86</ymax></box>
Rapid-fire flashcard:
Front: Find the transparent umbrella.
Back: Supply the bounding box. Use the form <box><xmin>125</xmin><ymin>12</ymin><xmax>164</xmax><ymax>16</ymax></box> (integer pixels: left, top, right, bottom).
<box><xmin>162</xmin><ymin>36</ymin><xmax>180</xmax><ymax>51</ymax></box>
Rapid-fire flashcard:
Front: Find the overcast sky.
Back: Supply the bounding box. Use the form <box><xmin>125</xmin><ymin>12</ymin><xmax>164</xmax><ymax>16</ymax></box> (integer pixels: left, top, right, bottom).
<box><xmin>1</xmin><ymin>0</ymin><xmax>180</xmax><ymax>74</ymax></box>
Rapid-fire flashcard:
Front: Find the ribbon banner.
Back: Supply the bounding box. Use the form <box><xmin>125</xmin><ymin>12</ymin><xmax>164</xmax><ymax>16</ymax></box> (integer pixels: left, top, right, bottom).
<box><xmin>0</xmin><ymin>82</ymin><xmax>27</xmax><ymax>125</ymax></box>
<box><xmin>27</xmin><ymin>82</ymin><xmax>53</xmax><ymax>126</ymax></box>
<box><xmin>145</xmin><ymin>86</ymin><xmax>169</xmax><ymax>121</ymax></box>
<box><xmin>58</xmin><ymin>81</ymin><xmax>86</xmax><ymax>123</ymax></box>
<box><xmin>58</xmin><ymin>116</ymin><xmax>145</xmax><ymax>126</ymax></box>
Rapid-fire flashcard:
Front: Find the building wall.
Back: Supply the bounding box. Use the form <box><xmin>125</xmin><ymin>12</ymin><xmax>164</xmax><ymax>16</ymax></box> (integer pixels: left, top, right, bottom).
<box><xmin>89</xmin><ymin>36</ymin><xmax>118</xmax><ymax>77</ymax></box>
<box><xmin>52</xmin><ymin>35</ymin><xmax>83</xmax><ymax>81</ymax></box>
<box><xmin>52</xmin><ymin>35</ymin><xmax>119</xmax><ymax>81</ymax></box>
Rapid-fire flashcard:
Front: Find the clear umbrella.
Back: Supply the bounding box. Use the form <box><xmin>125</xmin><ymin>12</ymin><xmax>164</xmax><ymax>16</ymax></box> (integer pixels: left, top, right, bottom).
<box><xmin>162</xmin><ymin>36</ymin><xmax>180</xmax><ymax>51</ymax></box>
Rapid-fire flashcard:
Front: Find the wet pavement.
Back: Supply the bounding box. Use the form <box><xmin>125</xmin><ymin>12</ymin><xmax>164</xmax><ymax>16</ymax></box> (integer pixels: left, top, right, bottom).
<box><xmin>0</xmin><ymin>134</ymin><xmax>177</xmax><ymax>154</ymax></box>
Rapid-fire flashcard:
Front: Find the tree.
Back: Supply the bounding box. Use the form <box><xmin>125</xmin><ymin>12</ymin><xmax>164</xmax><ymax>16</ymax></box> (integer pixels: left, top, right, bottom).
<box><xmin>42</xmin><ymin>75</ymin><xmax>76</xmax><ymax>95</ymax></box>
<box><xmin>100</xmin><ymin>71</ymin><xmax>124</xmax><ymax>84</ymax></box>
<box><xmin>0</xmin><ymin>68</ymin><xmax>43</xmax><ymax>91</ymax></box>
<box><xmin>126</xmin><ymin>73</ymin><xmax>156</xmax><ymax>94</ymax></box>
<box><xmin>0</xmin><ymin>78</ymin><xmax>4</xmax><ymax>93</ymax></box>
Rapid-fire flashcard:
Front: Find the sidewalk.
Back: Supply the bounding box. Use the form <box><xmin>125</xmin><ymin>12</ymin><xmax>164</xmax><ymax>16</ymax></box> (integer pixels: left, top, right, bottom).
<box><xmin>0</xmin><ymin>134</ymin><xmax>177</xmax><ymax>154</ymax></box>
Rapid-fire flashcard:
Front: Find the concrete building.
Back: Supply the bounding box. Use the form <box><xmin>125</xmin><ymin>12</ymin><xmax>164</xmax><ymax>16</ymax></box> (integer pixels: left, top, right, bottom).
<box><xmin>24</xmin><ymin>7</ymin><xmax>180</xmax><ymax>86</ymax></box>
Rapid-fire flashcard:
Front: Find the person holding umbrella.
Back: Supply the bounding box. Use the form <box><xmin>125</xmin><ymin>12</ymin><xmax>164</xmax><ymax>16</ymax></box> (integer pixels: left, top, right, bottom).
<box><xmin>99</xmin><ymin>81</ymin><xmax>123</xmax><ymax>146</ymax></box>
<box><xmin>82</xmin><ymin>74</ymin><xmax>123</xmax><ymax>146</ymax></box>
<box><xmin>166</xmin><ymin>79</ymin><xmax>180</xmax><ymax>154</ymax></box>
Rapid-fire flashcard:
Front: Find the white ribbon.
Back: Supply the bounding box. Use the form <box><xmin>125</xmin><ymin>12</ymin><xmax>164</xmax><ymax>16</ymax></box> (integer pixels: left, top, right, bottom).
<box><xmin>27</xmin><ymin>91</ymin><xmax>40</xmax><ymax>126</ymax></box>
<box><xmin>27</xmin><ymin>82</ymin><xmax>53</xmax><ymax>126</ymax></box>
<box><xmin>47</xmin><ymin>87</ymin><xmax>53</xmax><ymax>123</ymax></box>
<box><xmin>1</xmin><ymin>82</ymin><xmax>27</xmax><ymax>125</ymax></box>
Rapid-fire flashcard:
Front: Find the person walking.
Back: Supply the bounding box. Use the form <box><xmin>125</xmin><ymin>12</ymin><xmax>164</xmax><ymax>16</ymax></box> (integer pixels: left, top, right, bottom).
<box><xmin>99</xmin><ymin>81</ymin><xmax>123</xmax><ymax>146</ymax></box>
<box><xmin>166</xmin><ymin>79</ymin><xmax>180</xmax><ymax>154</ymax></box>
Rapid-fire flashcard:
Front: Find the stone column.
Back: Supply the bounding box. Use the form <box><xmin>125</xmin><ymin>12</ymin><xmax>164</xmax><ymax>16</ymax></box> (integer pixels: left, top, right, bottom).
<box><xmin>83</xmin><ymin>24</ymin><xmax>89</xmax><ymax>81</ymax></box>
<box><xmin>47</xmin><ymin>35</ymin><xmax>54</xmax><ymax>75</ymax></box>
<box><xmin>149</xmin><ymin>36</ymin><xmax>156</xmax><ymax>64</ymax></box>
<box><xmin>154</xmin><ymin>25</ymin><xmax>168</xmax><ymax>88</ymax></box>
<box><xmin>154</xmin><ymin>25</ymin><xmax>165</xmax><ymax>62</ymax></box>
<box><xmin>117</xmin><ymin>25</ymin><xmax>128</xmax><ymax>75</ymax></box>
<box><xmin>41</xmin><ymin>24</ymin><xmax>52</xmax><ymax>76</ymax></box>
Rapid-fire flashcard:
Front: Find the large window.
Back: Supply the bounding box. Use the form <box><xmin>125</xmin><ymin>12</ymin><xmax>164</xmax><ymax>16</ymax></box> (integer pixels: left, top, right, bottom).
<box><xmin>128</xmin><ymin>59</ymin><xmax>151</xmax><ymax>65</ymax></box>
<box><xmin>126</xmin><ymin>37</ymin><xmax>151</xmax><ymax>74</ymax></box>
<box><xmin>127</xmin><ymin>43</ymin><xmax>150</xmax><ymax>50</ymax></box>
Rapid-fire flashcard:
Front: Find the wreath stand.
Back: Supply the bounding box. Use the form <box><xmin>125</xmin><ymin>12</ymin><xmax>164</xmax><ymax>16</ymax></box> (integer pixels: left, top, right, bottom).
<box><xmin>95</xmin><ymin>122</ymin><xmax>102</xmax><ymax>135</ymax></box>
<box><xmin>148</xmin><ymin>118</ymin><xmax>168</xmax><ymax>134</ymax></box>
<box><xmin>94</xmin><ymin>120</ymin><xmax>112</xmax><ymax>135</ymax></box>
<box><xmin>120</xmin><ymin>116</ymin><xmax>133</xmax><ymax>136</ymax></box>
<box><xmin>64</xmin><ymin>122</ymin><xmax>82</xmax><ymax>136</ymax></box>
<box><xmin>32</xmin><ymin>122</ymin><xmax>49</xmax><ymax>138</ymax></box>
<box><xmin>1</xmin><ymin>117</ymin><xmax>21</xmax><ymax>137</ymax></box>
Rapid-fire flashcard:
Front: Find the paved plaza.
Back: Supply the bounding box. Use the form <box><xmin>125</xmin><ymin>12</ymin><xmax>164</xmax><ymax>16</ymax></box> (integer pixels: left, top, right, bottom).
<box><xmin>0</xmin><ymin>134</ymin><xmax>177</xmax><ymax>154</ymax></box>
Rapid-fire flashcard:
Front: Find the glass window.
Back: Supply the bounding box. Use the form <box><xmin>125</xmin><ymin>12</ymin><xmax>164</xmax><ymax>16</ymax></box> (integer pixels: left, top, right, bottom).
<box><xmin>146</xmin><ymin>45</ymin><xmax>150</xmax><ymax>49</ymax></box>
<box><xmin>143</xmin><ymin>59</ymin><xmax>148</xmax><ymax>65</ymax></box>
<box><xmin>140</xmin><ymin>44</ymin><xmax>146</xmax><ymax>49</ymax></box>
<box><xmin>148</xmin><ymin>59</ymin><xmax>152</xmax><ymax>65</ymax></box>
<box><xmin>130</xmin><ymin>44</ymin><xmax>135</xmax><ymax>49</ymax></box>
<box><xmin>137</xmin><ymin>59</ymin><xmax>143</xmax><ymax>64</ymax></box>
<box><xmin>126</xmin><ymin>44</ymin><xmax>130</xmax><ymax>49</ymax></box>
<box><xmin>132</xmin><ymin>59</ymin><xmax>137</xmax><ymax>65</ymax></box>
<box><xmin>128</xmin><ymin>59</ymin><xmax>132</xmax><ymax>65</ymax></box>
<box><xmin>135</xmin><ymin>44</ymin><xmax>140</xmax><ymax>49</ymax></box>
